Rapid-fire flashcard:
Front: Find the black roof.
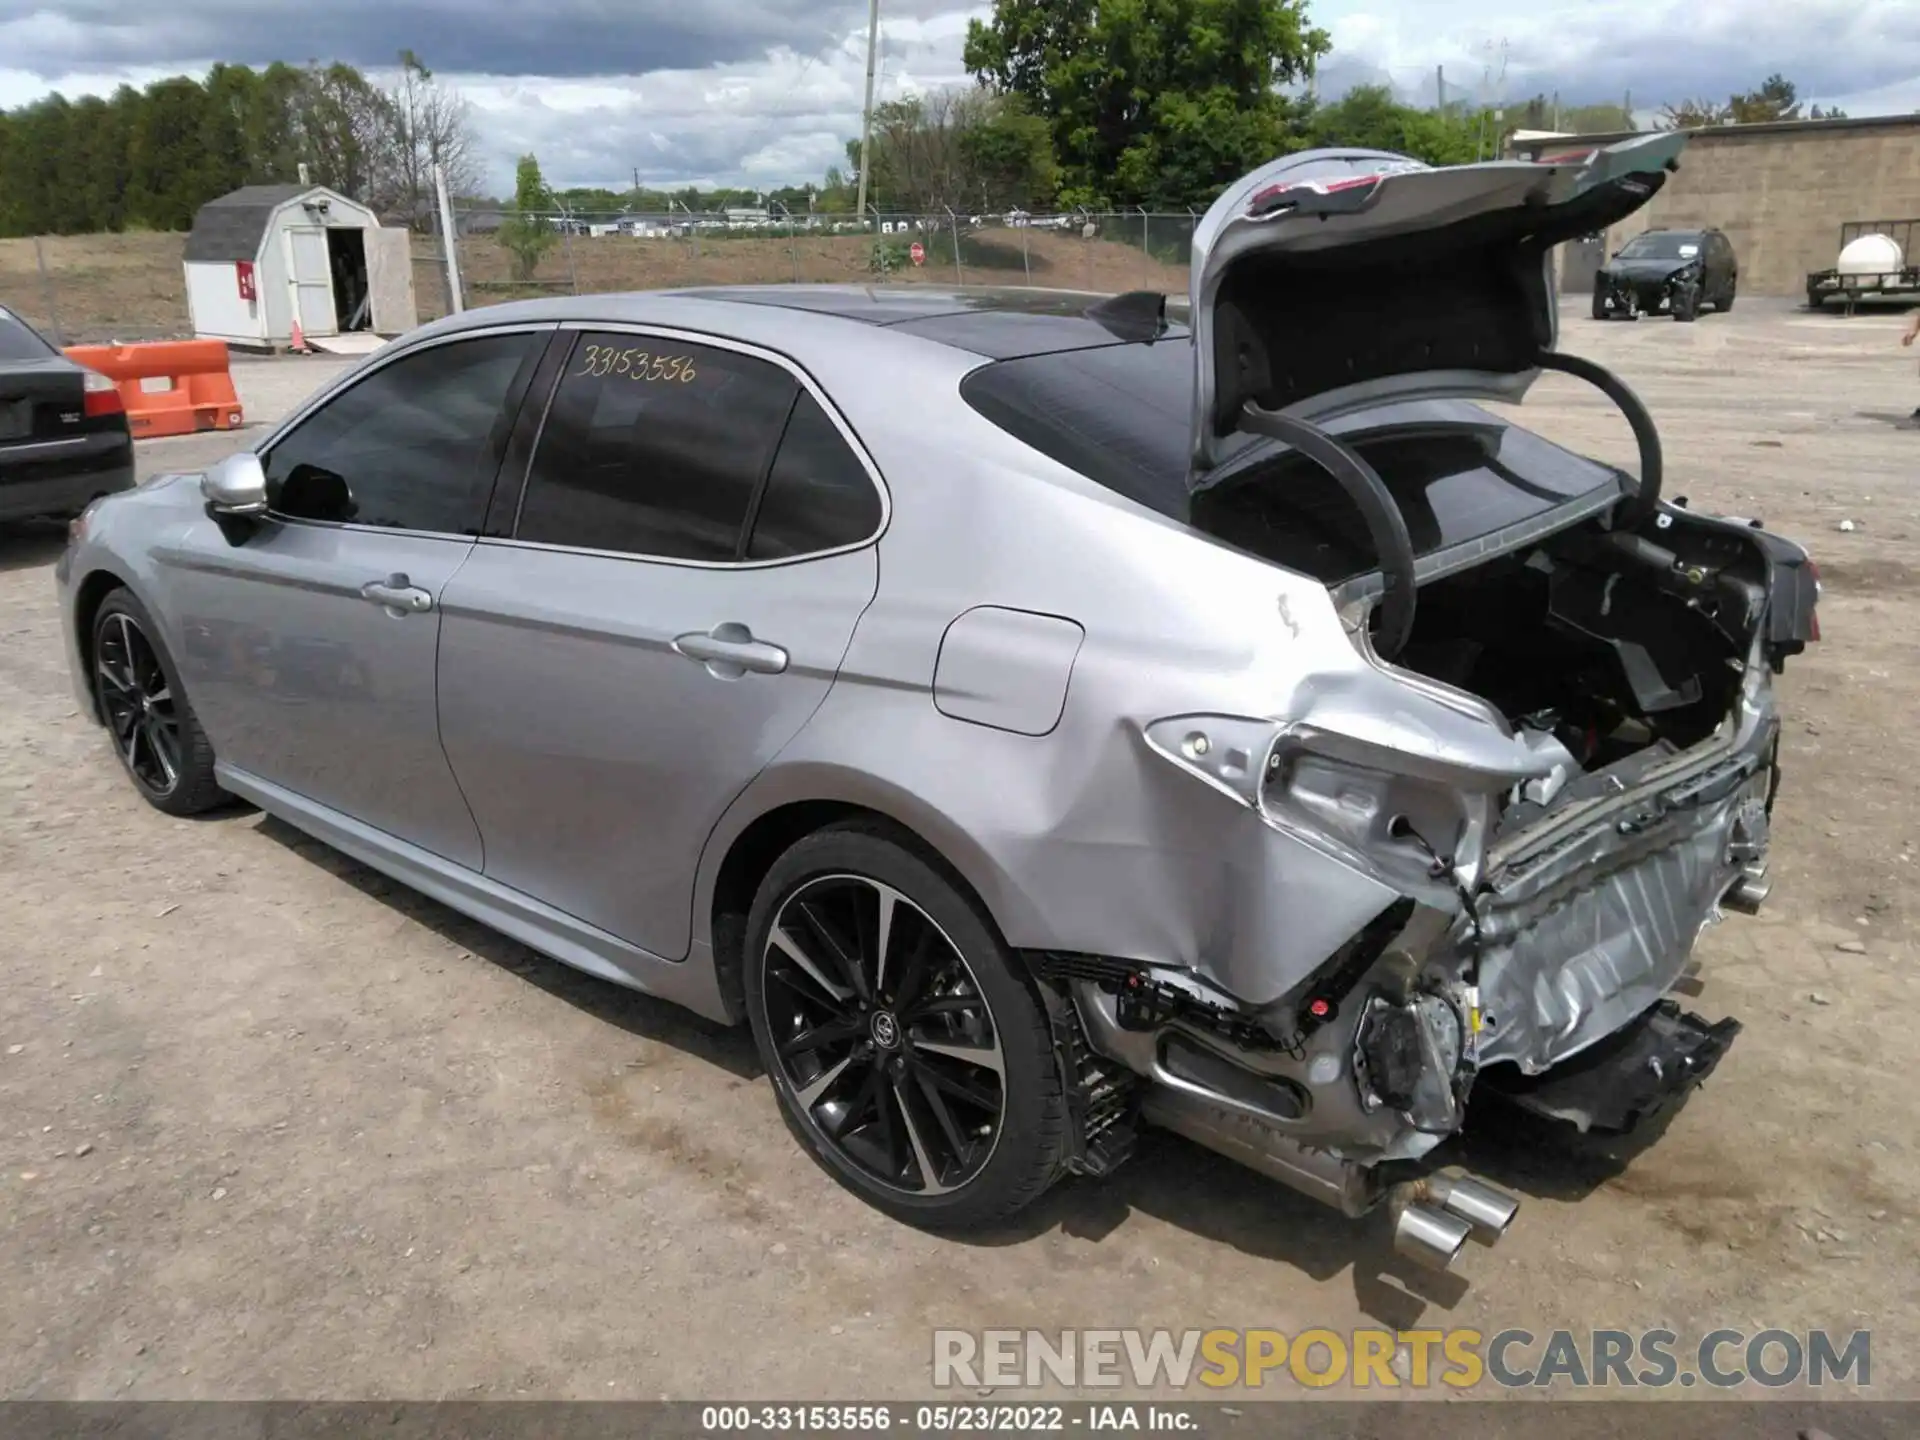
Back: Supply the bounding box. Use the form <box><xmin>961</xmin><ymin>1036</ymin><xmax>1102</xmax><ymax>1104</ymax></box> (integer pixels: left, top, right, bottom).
<box><xmin>674</xmin><ymin>285</ymin><xmax>1193</xmax><ymax>360</ymax></box>
<box><xmin>184</xmin><ymin>185</ymin><xmax>313</xmax><ymax>264</ymax></box>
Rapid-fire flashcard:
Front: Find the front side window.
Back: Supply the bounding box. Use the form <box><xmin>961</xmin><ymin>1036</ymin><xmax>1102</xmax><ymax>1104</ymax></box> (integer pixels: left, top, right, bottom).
<box><xmin>263</xmin><ymin>332</ymin><xmax>538</xmax><ymax>533</ymax></box>
<box><xmin>515</xmin><ymin>332</ymin><xmax>799</xmax><ymax>562</ymax></box>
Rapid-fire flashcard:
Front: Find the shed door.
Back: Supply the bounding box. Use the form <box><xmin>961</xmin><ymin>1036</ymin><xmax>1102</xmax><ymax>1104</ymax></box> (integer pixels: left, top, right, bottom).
<box><xmin>286</xmin><ymin>226</ymin><xmax>338</xmax><ymax>336</ymax></box>
<box><xmin>365</xmin><ymin>229</ymin><xmax>420</xmax><ymax>335</ymax></box>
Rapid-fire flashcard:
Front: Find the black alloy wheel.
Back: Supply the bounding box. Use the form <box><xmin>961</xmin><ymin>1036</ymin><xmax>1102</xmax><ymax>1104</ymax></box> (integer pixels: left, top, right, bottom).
<box><xmin>765</xmin><ymin>873</ymin><xmax>1006</xmax><ymax>1194</ymax></box>
<box><xmin>744</xmin><ymin>825</ymin><xmax>1065</xmax><ymax>1228</ymax></box>
<box><xmin>97</xmin><ymin>609</ymin><xmax>184</xmax><ymax>798</ymax></box>
<box><xmin>91</xmin><ymin>589</ymin><xmax>226</xmax><ymax>816</ymax></box>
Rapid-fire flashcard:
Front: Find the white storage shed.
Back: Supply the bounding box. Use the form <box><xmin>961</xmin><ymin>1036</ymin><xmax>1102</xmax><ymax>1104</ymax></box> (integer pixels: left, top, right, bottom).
<box><xmin>183</xmin><ymin>184</ymin><xmax>418</xmax><ymax>350</ymax></box>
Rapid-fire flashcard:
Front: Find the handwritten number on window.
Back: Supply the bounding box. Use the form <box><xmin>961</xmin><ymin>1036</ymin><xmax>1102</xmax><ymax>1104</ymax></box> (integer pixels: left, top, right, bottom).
<box><xmin>575</xmin><ymin>344</ymin><xmax>698</xmax><ymax>383</ymax></box>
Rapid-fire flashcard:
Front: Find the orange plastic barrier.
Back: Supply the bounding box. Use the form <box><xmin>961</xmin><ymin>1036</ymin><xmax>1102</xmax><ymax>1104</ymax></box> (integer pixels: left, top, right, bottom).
<box><xmin>62</xmin><ymin>340</ymin><xmax>244</xmax><ymax>440</ymax></box>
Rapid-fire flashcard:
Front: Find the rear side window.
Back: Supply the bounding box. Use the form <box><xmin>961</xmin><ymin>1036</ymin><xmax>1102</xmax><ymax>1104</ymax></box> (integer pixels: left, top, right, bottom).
<box><xmin>263</xmin><ymin>332</ymin><xmax>537</xmax><ymax>533</ymax></box>
<box><xmin>746</xmin><ymin>393</ymin><xmax>882</xmax><ymax>560</ymax></box>
<box><xmin>515</xmin><ymin>333</ymin><xmax>799</xmax><ymax>562</ymax></box>
<box><xmin>0</xmin><ymin>307</ymin><xmax>56</xmax><ymax>362</ymax></box>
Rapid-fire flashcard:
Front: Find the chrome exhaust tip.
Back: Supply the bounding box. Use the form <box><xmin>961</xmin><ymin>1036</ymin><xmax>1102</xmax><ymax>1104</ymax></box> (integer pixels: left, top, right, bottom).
<box><xmin>1724</xmin><ymin>864</ymin><xmax>1771</xmax><ymax>915</ymax></box>
<box><xmin>1393</xmin><ymin>1202</ymin><xmax>1472</xmax><ymax>1272</ymax></box>
<box><xmin>1430</xmin><ymin>1174</ymin><xmax>1520</xmax><ymax>1243</ymax></box>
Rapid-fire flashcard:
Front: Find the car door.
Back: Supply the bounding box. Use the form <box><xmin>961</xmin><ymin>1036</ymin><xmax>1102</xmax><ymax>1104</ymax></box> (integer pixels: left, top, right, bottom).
<box><xmin>435</xmin><ymin>327</ymin><xmax>884</xmax><ymax>961</ymax></box>
<box><xmin>165</xmin><ymin>325</ymin><xmax>551</xmax><ymax>869</ymax></box>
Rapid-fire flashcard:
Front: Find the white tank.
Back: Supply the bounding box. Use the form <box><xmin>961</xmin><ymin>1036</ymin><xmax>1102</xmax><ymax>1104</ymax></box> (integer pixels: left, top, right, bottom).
<box><xmin>1837</xmin><ymin>233</ymin><xmax>1905</xmax><ymax>276</ymax></box>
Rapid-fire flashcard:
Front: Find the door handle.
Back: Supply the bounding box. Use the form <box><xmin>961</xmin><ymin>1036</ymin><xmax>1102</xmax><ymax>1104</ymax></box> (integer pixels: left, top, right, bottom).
<box><xmin>672</xmin><ymin>622</ymin><xmax>789</xmax><ymax>678</ymax></box>
<box><xmin>360</xmin><ymin>574</ymin><xmax>434</xmax><ymax>615</ymax></box>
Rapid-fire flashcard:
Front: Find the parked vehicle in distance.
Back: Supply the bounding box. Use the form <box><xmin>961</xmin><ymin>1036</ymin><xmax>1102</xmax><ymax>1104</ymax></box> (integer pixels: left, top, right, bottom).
<box><xmin>1592</xmin><ymin>227</ymin><xmax>1739</xmax><ymax>321</ymax></box>
<box><xmin>0</xmin><ymin>304</ymin><xmax>134</xmax><ymax>523</ymax></box>
<box><xmin>57</xmin><ymin>135</ymin><xmax>1820</xmax><ymax>1272</ymax></box>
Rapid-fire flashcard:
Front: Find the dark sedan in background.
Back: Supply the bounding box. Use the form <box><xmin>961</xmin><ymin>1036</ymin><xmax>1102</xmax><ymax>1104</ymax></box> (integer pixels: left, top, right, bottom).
<box><xmin>0</xmin><ymin>305</ymin><xmax>134</xmax><ymax>523</ymax></box>
<box><xmin>1591</xmin><ymin>227</ymin><xmax>1738</xmax><ymax>322</ymax></box>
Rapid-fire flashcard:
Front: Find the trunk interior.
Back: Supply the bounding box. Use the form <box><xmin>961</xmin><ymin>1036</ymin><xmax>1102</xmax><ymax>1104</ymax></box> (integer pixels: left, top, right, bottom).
<box><xmin>1394</xmin><ymin>511</ymin><xmax>1771</xmax><ymax>804</ymax></box>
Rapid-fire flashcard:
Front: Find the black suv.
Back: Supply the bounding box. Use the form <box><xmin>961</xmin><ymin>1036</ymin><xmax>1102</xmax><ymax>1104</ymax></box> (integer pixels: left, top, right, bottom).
<box><xmin>1591</xmin><ymin>228</ymin><xmax>1738</xmax><ymax>322</ymax></box>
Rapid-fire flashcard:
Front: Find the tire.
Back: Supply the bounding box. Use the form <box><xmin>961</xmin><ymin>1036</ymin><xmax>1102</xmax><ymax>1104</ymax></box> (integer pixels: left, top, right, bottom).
<box><xmin>1590</xmin><ymin>290</ymin><xmax>1609</xmax><ymax>321</ymax></box>
<box><xmin>92</xmin><ymin>588</ymin><xmax>227</xmax><ymax>817</ymax></box>
<box><xmin>1719</xmin><ymin>282</ymin><xmax>1736</xmax><ymax>312</ymax></box>
<box><xmin>743</xmin><ymin>822</ymin><xmax>1066</xmax><ymax>1229</ymax></box>
<box><xmin>1673</xmin><ymin>288</ymin><xmax>1699</xmax><ymax>323</ymax></box>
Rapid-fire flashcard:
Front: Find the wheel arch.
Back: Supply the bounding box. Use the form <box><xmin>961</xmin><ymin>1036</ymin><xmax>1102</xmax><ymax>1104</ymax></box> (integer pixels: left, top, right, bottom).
<box><xmin>70</xmin><ymin>566</ymin><xmax>137</xmax><ymax>723</ymax></box>
<box><xmin>697</xmin><ymin>766</ymin><xmax>1032</xmax><ymax>1024</ymax></box>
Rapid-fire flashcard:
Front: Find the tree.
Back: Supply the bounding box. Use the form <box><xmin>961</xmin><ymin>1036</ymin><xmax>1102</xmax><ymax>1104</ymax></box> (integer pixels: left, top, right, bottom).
<box><xmin>1657</xmin><ymin>97</ymin><xmax>1730</xmax><ymax>130</ymax></box>
<box><xmin>384</xmin><ymin>51</ymin><xmax>480</xmax><ymax>225</ymax></box>
<box><xmin>1809</xmin><ymin>104</ymin><xmax>1849</xmax><ymax>120</ymax></box>
<box><xmin>290</xmin><ymin>63</ymin><xmax>393</xmax><ymax>204</ymax></box>
<box><xmin>126</xmin><ymin>78</ymin><xmax>215</xmax><ymax>229</ymax></box>
<box><xmin>1727</xmin><ymin>73</ymin><xmax>1800</xmax><ymax>124</ymax></box>
<box><xmin>497</xmin><ymin>153</ymin><xmax>557</xmax><ymax>280</ymax></box>
<box><xmin>1306</xmin><ymin>85</ymin><xmax>1482</xmax><ymax>166</ymax></box>
<box><xmin>963</xmin><ymin>0</ymin><xmax>1329</xmax><ymax>208</ymax></box>
<box><xmin>848</xmin><ymin>89</ymin><xmax>1059</xmax><ymax>214</ymax></box>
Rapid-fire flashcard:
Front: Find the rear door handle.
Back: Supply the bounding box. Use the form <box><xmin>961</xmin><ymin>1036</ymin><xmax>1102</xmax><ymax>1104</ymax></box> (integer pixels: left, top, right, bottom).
<box><xmin>672</xmin><ymin>622</ymin><xmax>789</xmax><ymax>678</ymax></box>
<box><xmin>361</xmin><ymin>574</ymin><xmax>434</xmax><ymax>615</ymax></box>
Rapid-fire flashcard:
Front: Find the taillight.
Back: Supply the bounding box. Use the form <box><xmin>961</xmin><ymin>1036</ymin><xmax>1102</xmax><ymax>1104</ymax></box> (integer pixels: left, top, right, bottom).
<box><xmin>81</xmin><ymin>369</ymin><xmax>124</xmax><ymax>418</ymax></box>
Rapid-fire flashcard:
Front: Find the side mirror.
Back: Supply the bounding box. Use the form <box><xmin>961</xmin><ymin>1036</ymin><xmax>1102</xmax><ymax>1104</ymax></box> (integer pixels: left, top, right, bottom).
<box><xmin>201</xmin><ymin>451</ymin><xmax>269</xmax><ymax>517</ymax></box>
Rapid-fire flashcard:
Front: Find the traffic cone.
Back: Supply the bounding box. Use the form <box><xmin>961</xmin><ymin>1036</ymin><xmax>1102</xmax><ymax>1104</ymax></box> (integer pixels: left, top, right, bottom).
<box><xmin>289</xmin><ymin>317</ymin><xmax>310</xmax><ymax>354</ymax></box>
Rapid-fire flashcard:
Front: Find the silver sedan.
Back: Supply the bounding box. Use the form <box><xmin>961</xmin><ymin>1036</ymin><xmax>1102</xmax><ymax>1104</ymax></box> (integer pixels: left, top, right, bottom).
<box><xmin>55</xmin><ymin>135</ymin><xmax>1818</xmax><ymax>1269</ymax></box>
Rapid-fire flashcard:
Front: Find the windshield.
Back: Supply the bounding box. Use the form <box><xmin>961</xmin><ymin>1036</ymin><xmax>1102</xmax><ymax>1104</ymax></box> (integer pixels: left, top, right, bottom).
<box><xmin>0</xmin><ymin>306</ymin><xmax>58</xmax><ymax>362</ymax></box>
<box><xmin>1619</xmin><ymin>233</ymin><xmax>1701</xmax><ymax>261</ymax></box>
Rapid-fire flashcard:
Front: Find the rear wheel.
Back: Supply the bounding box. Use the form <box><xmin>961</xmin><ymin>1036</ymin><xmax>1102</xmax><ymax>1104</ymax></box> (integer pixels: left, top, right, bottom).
<box><xmin>743</xmin><ymin>824</ymin><xmax>1066</xmax><ymax>1229</ymax></box>
<box><xmin>92</xmin><ymin>589</ymin><xmax>225</xmax><ymax>816</ymax></box>
<box><xmin>1719</xmin><ymin>280</ymin><xmax>1737</xmax><ymax>311</ymax></box>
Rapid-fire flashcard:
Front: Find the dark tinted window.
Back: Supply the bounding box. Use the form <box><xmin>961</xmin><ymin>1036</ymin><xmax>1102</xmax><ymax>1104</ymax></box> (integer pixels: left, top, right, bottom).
<box><xmin>746</xmin><ymin>393</ymin><xmax>881</xmax><ymax>560</ymax></box>
<box><xmin>516</xmin><ymin>333</ymin><xmax>798</xmax><ymax>561</ymax></box>
<box><xmin>264</xmin><ymin>332</ymin><xmax>536</xmax><ymax>532</ymax></box>
<box><xmin>0</xmin><ymin>307</ymin><xmax>56</xmax><ymax>361</ymax></box>
<box><xmin>964</xmin><ymin>345</ymin><xmax>1621</xmax><ymax>583</ymax></box>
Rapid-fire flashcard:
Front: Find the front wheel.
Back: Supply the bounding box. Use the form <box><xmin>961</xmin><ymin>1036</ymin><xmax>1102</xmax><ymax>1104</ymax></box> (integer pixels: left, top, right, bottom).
<box><xmin>743</xmin><ymin>824</ymin><xmax>1067</xmax><ymax>1229</ymax></box>
<box><xmin>1590</xmin><ymin>290</ymin><xmax>1609</xmax><ymax>321</ymax></box>
<box><xmin>92</xmin><ymin>589</ymin><xmax>226</xmax><ymax>816</ymax></box>
<box><xmin>1673</xmin><ymin>287</ymin><xmax>1699</xmax><ymax>322</ymax></box>
<box><xmin>1719</xmin><ymin>282</ymin><xmax>1736</xmax><ymax>312</ymax></box>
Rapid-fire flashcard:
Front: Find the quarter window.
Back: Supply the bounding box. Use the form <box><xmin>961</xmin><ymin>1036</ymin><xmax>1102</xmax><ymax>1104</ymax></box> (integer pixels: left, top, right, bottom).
<box><xmin>262</xmin><ymin>332</ymin><xmax>538</xmax><ymax>533</ymax></box>
<box><xmin>515</xmin><ymin>333</ymin><xmax>799</xmax><ymax>562</ymax></box>
<box><xmin>746</xmin><ymin>392</ymin><xmax>883</xmax><ymax>560</ymax></box>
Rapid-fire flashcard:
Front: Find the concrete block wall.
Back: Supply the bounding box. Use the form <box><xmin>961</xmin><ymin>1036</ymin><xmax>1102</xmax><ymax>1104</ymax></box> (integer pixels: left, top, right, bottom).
<box><xmin>1540</xmin><ymin>118</ymin><xmax>1920</xmax><ymax>297</ymax></box>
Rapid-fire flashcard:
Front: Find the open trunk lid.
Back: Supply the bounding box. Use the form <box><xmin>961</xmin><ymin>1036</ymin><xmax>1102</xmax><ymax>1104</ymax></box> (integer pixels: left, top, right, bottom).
<box><xmin>1186</xmin><ymin>132</ymin><xmax>1688</xmax><ymax>483</ymax></box>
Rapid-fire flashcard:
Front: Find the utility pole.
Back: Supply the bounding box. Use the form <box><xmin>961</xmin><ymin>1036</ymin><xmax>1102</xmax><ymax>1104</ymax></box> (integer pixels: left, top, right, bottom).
<box><xmin>854</xmin><ymin>0</ymin><xmax>882</xmax><ymax>230</ymax></box>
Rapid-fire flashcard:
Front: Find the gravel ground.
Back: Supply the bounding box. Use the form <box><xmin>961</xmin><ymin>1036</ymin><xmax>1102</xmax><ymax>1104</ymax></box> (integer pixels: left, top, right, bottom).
<box><xmin>1</xmin><ymin>300</ymin><xmax>1917</xmax><ymax>1402</ymax></box>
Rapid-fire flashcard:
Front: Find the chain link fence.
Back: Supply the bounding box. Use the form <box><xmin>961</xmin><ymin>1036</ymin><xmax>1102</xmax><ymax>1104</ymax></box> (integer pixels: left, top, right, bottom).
<box><xmin>0</xmin><ymin>232</ymin><xmax>196</xmax><ymax>345</ymax></box>
<box><xmin>416</xmin><ymin>208</ymin><xmax>1204</xmax><ymax>321</ymax></box>
<box><xmin>1</xmin><ymin>211</ymin><xmax>1205</xmax><ymax>344</ymax></box>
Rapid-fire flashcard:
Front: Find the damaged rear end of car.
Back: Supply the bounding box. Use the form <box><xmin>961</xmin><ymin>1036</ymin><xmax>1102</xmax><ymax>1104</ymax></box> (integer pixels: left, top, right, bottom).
<box><xmin>1029</xmin><ymin>134</ymin><xmax>1819</xmax><ymax>1267</ymax></box>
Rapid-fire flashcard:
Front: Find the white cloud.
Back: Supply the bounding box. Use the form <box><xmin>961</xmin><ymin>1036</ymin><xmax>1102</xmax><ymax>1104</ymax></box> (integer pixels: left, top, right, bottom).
<box><xmin>2</xmin><ymin>0</ymin><xmax>1916</xmax><ymax>192</ymax></box>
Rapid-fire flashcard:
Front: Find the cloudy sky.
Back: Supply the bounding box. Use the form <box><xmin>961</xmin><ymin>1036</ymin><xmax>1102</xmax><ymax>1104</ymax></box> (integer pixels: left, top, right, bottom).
<box><xmin>2</xmin><ymin>0</ymin><xmax>1917</xmax><ymax>195</ymax></box>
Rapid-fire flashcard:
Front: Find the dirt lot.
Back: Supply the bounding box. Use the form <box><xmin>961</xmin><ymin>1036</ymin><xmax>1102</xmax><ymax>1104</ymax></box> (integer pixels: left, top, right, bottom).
<box><xmin>1</xmin><ymin>299</ymin><xmax>1917</xmax><ymax>1403</ymax></box>
<box><xmin>1</xmin><ymin>225</ymin><xmax>1186</xmax><ymax>342</ymax></box>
